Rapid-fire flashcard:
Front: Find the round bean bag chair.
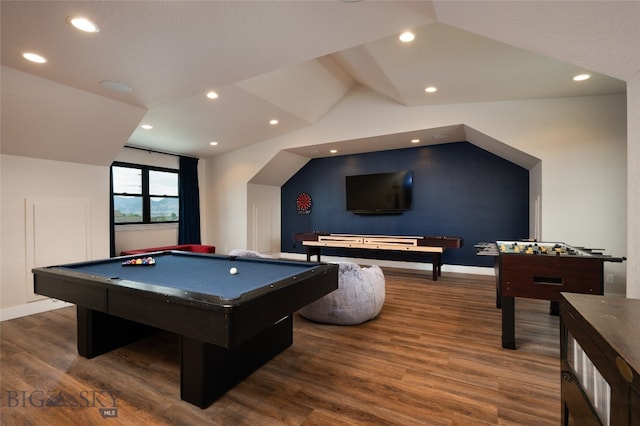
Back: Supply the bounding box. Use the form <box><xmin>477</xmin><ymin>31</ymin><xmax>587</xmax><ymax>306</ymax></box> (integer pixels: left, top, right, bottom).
<box><xmin>298</xmin><ymin>262</ymin><xmax>385</xmax><ymax>325</ymax></box>
<box><xmin>228</xmin><ymin>249</ymin><xmax>271</xmax><ymax>258</ymax></box>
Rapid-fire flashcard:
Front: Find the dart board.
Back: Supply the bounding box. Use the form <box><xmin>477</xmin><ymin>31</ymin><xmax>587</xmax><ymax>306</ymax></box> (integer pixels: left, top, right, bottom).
<box><xmin>296</xmin><ymin>192</ymin><xmax>312</xmax><ymax>215</ymax></box>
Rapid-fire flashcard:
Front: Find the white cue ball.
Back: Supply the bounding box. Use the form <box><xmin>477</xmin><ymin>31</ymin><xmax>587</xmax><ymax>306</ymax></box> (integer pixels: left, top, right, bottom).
<box><xmin>229</xmin><ymin>267</ymin><xmax>238</xmax><ymax>275</ymax></box>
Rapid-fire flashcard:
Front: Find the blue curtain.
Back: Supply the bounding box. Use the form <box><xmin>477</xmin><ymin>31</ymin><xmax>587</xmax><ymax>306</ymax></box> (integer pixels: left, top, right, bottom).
<box><xmin>178</xmin><ymin>156</ymin><xmax>201</xmax><ymax>244</ymax></box>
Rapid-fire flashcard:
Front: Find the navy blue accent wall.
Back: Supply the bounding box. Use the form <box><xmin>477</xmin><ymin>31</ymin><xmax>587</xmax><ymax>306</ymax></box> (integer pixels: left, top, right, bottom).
<box><xmin>281</xmin><ymin>142</ymin><xmax>529</xmax><ymax>267</ymax></box>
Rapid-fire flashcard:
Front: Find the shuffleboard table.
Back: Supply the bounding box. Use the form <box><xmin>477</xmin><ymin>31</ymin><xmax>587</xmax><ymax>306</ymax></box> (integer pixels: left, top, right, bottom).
<box><xmin>32</xmin><ymin>251</ymin><xmax>338</xmax><ymax>408</ymax></box>
<box><xmin>294</xmin><ymin>232</ymin><xmax>463</xmax><ymax>281</ymax></box>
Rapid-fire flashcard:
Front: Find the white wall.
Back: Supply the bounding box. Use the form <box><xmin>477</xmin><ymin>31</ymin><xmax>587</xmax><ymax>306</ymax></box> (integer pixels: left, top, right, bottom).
<box><xmin>205</xmin><ymin>88</ymin><xmax>628</xmax><ymax>292</ymax></box>
<box><xmin>247</xmin><ymin>183</ymin><xmax>281</xmax><ymax>254</ymax></box>
<box><xmin>114</xmin><ymin>147</ymin><xmax>180</xmax><ymax>169</ymax></box>
<box><xmin>627</xmin><ymin>72</ymin><xmax>640</xmax><ymax>298</ymax></box>
<box><xmin>115</xmin><ymin>225</ymin><xmax>178</xmax><ymax>256</ymax></box>
<box><xmin>0</xmin><ymin>155</ymin><xmax>110</xmax><ymax>317</ymax></box>
<box><xmin>529</xmin><ymin>162</ymin><xmax>542</xmax><ymax>240</ymax></box>
<box><xmin>206</xmin><ymin>149</ymin><xmax>258</xmax><ymax>255</ymax></box>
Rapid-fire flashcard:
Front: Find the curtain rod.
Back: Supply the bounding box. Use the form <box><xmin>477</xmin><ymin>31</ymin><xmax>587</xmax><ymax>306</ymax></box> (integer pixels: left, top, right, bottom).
<box><xmin>124</xmin><ymin>144</ymin><xmax>197</xmax><ymax>160</ymax></box>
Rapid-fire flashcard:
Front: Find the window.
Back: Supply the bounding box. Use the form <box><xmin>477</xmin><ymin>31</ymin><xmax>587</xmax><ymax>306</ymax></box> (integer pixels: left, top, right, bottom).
<box><xmin>112</xmin><ymin>162</ymin><xmax>179</xmax><ymax>224</ymax></box>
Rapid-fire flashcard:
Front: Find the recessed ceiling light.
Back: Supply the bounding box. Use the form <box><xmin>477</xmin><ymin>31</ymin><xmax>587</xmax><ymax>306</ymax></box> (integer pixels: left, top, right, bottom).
<box><xmin>330</xmin><ymin>149</ymin><xmax>338</xmax><ymax>154</ymax></box>
<box><xmin>425</xmin><ymin>86</ymin><xmax>438</xmax><ymax>93</ymax></box>
<box><xmin>67</xmin><ymin>16</ymin><xmax>99</xmax><ymax>33</ymax></box>
<box><xmin>573</xmin><ymin>73</ymin><xmax>591</xmax><ymax>81</ymax></box>
<box><xmin>22</xmin><ymin>52</ymin><xmax>46</xmax><ymax>63</ymax></box>
<box><xmin>411</xmin><ymin>139</ymin><xmax>420</xmax><ymax>144</ymax></box>
<box><xmin>206</xmin><ymin>91</ymin><xmax>219</xmax><ymax>99</ymax></box>
<box><xmin>209</xmin><ymin>141</ymin><xmax>218</xmax><ymax>146</ymax></box>
<box><xmin>269</xmin><ymin>119</ymin><xmax>279</xmax><ymax>125</ymax></box>
<box><xmin>399</xmin><ymin>31</ymin><xmax>415</xmax><ymax>43</ymax></box>
<box><xmin>141</xmin><ymin>124</ymin><xmax>153</xmax><ymax>130</ymax></box>
<box><xmin>99</xmin><ymin>80</ymin><xmax>133</xmax><ymax>93</ymax></box>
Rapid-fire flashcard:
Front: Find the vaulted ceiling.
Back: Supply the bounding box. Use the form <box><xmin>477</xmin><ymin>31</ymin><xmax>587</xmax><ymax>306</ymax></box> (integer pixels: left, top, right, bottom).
<box><xmin>1</xmin><ymin>1</ymin><xmax>636</xmax><ymax>165</ymax></box>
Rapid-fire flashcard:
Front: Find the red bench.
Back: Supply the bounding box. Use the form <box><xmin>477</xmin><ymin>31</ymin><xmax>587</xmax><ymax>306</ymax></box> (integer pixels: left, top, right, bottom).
<box><xmin>120</xmin><ymin>244</ymin><xmax>216</xmax><ymax>256</ymax></box>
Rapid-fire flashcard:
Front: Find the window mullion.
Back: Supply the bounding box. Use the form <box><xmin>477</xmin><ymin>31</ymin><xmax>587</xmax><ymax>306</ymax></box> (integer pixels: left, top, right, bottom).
<box><xmin>142</xmin><ymin>167</ymin><xmax>151</xmax><ymax>223</ymax></box>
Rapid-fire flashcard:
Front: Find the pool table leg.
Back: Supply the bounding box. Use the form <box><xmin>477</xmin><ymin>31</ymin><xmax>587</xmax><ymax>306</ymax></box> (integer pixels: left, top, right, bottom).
<box><xmin>76</xmin><ymin>307</ymin><xmax>156</xmax><ymax>359</ymax></box>
<box><xmin>180</xmin><ymin>315</ymin><xmax>293</xmax><ymax>408</ymax></box>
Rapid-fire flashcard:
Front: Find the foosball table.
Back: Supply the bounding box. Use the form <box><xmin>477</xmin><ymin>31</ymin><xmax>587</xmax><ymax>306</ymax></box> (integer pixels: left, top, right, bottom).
<box><xmin>476</xmin><ymin>240</ymin><xmax>625</xmax><ymax>349</ymax></box>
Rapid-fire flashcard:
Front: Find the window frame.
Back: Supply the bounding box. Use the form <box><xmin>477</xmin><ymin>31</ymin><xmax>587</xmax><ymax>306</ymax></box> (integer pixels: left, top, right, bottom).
<box><xmin>112</xmin><ymin>161</ymin><xmax>180</xmax><ymax>225</ymax></box>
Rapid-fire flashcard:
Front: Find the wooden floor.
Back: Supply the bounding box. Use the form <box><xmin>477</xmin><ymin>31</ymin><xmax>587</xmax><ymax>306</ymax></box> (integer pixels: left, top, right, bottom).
<box><xmin>0</xmin><ymin>269</ymin><xmax>560</xmax><ymax>425</ymax></box>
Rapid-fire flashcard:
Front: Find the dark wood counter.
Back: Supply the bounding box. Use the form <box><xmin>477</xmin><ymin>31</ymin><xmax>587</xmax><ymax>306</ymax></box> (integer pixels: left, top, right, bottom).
<box><xmin>560</xmin><ymin>293</ymin><xmax>640</xmax><ymax>425</ymax></box>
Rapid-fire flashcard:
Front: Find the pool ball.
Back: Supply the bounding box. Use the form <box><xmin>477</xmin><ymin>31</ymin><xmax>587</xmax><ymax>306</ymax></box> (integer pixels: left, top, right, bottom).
<box><xmin>230</xmin><ymin>267</ymin><xmax>238</xmax><ymax>275</ymax></box>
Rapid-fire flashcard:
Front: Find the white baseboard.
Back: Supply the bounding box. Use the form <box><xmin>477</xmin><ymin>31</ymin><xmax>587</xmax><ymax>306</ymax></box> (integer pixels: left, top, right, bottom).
<box><xmin>0</xmin><ymin>299</ymin><xmax>73</xmax><ymax>322</ymax></box>
<box><xmin>278</xmin><ymin>252</ymin><xmax>495</xmax><ymax>276</ymax></box>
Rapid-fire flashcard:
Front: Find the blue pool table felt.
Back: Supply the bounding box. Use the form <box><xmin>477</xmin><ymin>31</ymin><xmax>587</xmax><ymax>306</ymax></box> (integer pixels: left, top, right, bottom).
<box><xmin>62</xmin><ymin>253</ymin><xmax>316</xmax><ymax>300</ymax></box>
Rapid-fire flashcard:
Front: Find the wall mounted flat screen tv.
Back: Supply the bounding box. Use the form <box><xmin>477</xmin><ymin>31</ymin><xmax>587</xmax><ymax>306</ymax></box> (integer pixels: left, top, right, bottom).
<box><xmin>345</xmin><ymin>171</ymin><xmax>413</xmax><ymax>214</ymax></box>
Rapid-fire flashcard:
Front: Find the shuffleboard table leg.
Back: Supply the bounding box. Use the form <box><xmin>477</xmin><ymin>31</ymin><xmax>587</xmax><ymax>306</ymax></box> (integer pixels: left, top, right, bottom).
<box><xmin>305</xmin><ymin>247</ymin><xmax>322</xmax><ymax>262</ymax></box>
<box><xmin>431</xmin><ymin>254</ymin><xmax>439</xmax><ymax>281</ymax></box>
<box><xmin>180</xmin><ymin>315</ymin><xmax>293</xmax><ymax>408</ymax></box>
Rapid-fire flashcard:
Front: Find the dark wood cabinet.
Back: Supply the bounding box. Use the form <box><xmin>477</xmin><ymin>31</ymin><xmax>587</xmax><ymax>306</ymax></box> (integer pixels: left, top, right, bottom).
<box><xmin>560</xmin><ymin>293</ymin><xmax>640</xmax><ymax>425</ymax></box>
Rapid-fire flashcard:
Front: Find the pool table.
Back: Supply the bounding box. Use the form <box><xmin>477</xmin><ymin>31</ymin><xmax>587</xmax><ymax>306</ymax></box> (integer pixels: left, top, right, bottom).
<box><xmin>32</xmin><ymin>251</ymin><xmax>338</xmax><ymax>408</ymax></box>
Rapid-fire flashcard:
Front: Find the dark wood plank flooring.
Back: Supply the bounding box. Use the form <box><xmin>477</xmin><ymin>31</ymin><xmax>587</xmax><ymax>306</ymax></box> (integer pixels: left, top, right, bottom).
<box><xmin>0</xmin><ymin>269</ymin><xmax>560</xmax><ymax>425</ymax></box>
